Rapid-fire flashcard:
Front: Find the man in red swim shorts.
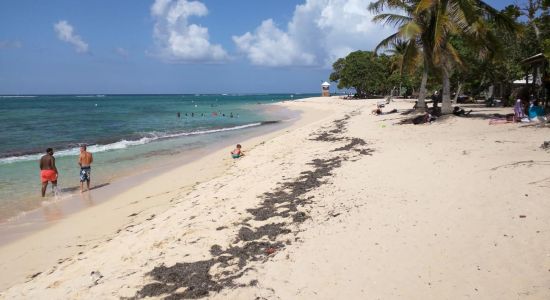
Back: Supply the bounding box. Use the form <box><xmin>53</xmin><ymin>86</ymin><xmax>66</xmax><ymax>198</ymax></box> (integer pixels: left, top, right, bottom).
<box><xmin>40</xmin><ymin>148</ymin><xmax>58</xmax><ymax>197</ymax></box>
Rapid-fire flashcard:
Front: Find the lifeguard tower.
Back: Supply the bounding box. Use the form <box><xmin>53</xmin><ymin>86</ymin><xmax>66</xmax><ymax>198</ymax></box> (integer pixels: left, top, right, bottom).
<box><xmin>321</xmin><ymin>81</ymin><xmax>330</xmax><ymax>97</ymax></box>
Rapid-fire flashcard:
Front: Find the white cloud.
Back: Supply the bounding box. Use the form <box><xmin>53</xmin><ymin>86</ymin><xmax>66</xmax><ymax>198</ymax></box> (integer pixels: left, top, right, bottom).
<box><xmin>0</xmin><ymin>40</ymin><xmax>22</xmax><ymax>49</ymax></box>
<box><xmin>232</xmin><ymin>19</ymin><xmax>316</xmax><ymax>67</ymax></box>
<box><xmin>151</xmin><ymin>0</ymin><xmax>228</xmax><ymax>62</ymax></box>
<box><xmin>115</xmin><ymin>47</ymin><xmax>129</xmax><ymax>57</ymax></box>
<box><xmin>53</xmin><ymin>20</ymin><xmax>89</xmax><ymax>53</ymax></box>
<box><xmin>233</xmin><ymin>0</ymin><xmax>391</xmax><ymax>67</ymax></box>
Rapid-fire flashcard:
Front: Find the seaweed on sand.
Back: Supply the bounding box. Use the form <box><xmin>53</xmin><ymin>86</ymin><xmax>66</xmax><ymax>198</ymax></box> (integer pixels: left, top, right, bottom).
<box><xmin>130</xmin><ymin>111</ymin><xmax>373</xmax><ymax>299</ymax></box>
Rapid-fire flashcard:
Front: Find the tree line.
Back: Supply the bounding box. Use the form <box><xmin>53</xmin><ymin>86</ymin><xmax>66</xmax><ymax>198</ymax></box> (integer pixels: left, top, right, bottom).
<box><xmin>329</xmin><ymin>0</ymin><xmax>549</xmax><ymax>114</ymax></box>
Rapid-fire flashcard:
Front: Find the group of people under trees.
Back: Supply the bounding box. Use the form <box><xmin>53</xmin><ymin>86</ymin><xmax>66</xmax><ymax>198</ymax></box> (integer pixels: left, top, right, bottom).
<box><xmin>371</xmin><ymin>87</ymin><xmax>548</xmax><ymax>125</ymax></box>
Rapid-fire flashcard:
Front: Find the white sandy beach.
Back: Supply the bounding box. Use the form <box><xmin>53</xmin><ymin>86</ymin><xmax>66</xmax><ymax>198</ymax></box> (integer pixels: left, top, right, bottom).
<box><xmin>1</xmin><ymin>97</ymin><xmax>550</xmax><ymax>299</ymax></box>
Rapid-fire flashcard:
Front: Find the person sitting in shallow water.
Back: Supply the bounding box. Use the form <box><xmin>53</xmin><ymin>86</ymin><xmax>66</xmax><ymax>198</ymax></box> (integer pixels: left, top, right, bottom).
<box><xmin>231</xmin><ymin>144</ymin><xmax>244</xmax><ymax>159</ymax></box>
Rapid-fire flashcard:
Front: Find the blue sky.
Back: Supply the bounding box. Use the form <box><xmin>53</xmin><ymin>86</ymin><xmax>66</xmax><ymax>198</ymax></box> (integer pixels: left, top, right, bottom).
<box><xmin>0</xmin><ymin>0</ymin><xmax>512</xmax><ymax>94</ymax></box>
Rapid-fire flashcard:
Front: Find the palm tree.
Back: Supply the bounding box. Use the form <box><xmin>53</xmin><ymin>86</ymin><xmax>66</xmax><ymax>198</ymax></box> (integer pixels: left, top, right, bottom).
<box><xmin>386</xmin><ymin>39</ymin><xmax>408</xmax><ymax>72</ymax></box>
<box><xmin>385</xmin><ymin>39</ymin><xmax>407</xmax><ymax>96</ymax></box>
<box><xmin>417</xmin><ymin>0</ymin><xmax>516</xmax><ymax>113</ymax></box>
<box><xmin>371</xmin><ymin>0</ymin><xmax>516</xmax><ymax>114</ymax></box>
<box><xmin>369</xmin><ymin>0</ymin><xmax>432</xmax><ymax>109</ymax></box>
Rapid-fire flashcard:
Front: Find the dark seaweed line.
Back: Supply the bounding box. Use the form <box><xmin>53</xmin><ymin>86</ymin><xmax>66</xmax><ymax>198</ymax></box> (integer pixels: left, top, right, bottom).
<box><xmin>128</xmin><ymin>111</ymin><xmax>372</xmax><ymax>300</ymax></box>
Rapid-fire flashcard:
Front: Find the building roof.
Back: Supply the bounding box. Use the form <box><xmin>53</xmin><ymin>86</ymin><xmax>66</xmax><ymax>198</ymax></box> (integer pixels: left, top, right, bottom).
<box><xmin>521</xmin><ymin>53</ymin><xmax>546</xmax><ymax>65</ymax></box>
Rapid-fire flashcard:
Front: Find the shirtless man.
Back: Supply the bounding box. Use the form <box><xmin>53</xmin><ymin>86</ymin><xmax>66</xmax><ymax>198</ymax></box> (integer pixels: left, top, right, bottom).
<box><xmin>78</xmin><ymin>144</ymin><xmax>93</xmax><ymax>192</ymax></box>
<box><xmin>39</xmin><ymin>148</ymin><xmax>58</xmax><ymax>197</ymax></box>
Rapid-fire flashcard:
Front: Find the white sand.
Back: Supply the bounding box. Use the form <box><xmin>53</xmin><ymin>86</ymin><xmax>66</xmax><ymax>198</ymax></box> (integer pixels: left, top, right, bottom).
<box><xmin>1</xmin><ymin>97</ymin><xmax>549</xmax><ymax>299</ymax></box>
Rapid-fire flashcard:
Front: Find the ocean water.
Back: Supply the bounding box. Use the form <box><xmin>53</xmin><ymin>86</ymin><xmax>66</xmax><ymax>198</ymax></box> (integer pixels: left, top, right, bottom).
<box><xmin>0</xmin><ymin>94</ymin><xmax>312</xmax><ymax>222</ymax></box>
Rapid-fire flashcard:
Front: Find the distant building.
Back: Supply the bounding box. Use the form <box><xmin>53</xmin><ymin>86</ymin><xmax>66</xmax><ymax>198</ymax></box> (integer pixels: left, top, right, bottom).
<box><xmin>520</xmin><ymin>53</ymin><xmax>549</xmax><ymax>107</ymax></box>
<box><xmin>321</xmin><ymin>81</ymin><xmax>330</xmax><ymax>97</ymax></box>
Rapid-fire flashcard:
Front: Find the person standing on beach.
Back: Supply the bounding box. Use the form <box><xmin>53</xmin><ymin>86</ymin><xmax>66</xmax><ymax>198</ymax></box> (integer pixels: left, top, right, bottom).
<box><xmin>39</xmin><ymin>148</ymin><xmax>58</xmax><ymax>197</ymax></box>
<box><xmin>78</xmin><ymin>144</ymin><xmax>93</xmax><ymax>192</ymax></box>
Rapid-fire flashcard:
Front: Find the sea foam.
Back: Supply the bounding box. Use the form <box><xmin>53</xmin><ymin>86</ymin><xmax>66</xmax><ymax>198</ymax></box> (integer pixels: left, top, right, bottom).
<box><xmin>0</xmin><ymin>122</ymin><xmax>263</xmax><ymax>165</ymax></box>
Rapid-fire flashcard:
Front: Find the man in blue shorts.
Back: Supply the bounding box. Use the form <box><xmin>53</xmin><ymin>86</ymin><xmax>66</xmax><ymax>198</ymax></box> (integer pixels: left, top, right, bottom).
<box><xmin>78</xmin><ymin>144</ymin><xmax>93</xmax><ymax>192</ymax></box>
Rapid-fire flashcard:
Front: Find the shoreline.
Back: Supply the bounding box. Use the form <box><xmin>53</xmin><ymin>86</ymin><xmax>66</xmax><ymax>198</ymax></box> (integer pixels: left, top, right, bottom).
<box><xmin>0</xmin><ymin>93</ymin><xmax>314</xmax><ymax>221</ymax></box>
<box><xmin>0</xmin><ymin>102</ymin><xmax>299</xmax><ymax>238</ymax></box>
<box><xmin>2</xmin><ymin>97</ymin><xmax>549</xmax><ymax>299</ymax></box>
<box><xmin>0</xmin><ymin>97</ymin><xmax>334</xmax><ymax>291</ymax></box>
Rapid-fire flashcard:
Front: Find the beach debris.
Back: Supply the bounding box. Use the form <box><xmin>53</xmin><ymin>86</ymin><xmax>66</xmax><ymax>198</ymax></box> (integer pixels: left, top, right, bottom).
<box><xmin>519</xmin><ymin>215</ymin><xmax>526</xmax><ymax>218</ymax></box>
<box><xmin>331</xmin><ymin>137</ymin><xmax>372</xmax><ymax>156</ymax></box>
<box><xmin>310</xmin><ymin>115</ymin><xmax>350</xmax><ymax>142</ymax></box>
<box><xmin>264</xmin><ymin>247</ymin><xmax>277</xmax><ymax>255</ymax></box>
<box><xmin>137</xmin><ymin>260</ymin><xmax>220</xmax><ymax>298</ymax></box>
<box><xmin>541</xmin><ymin>141</ymin><xmax>550</xmax><ymax>150</ymax></box>
<box><xmin>490</xmin><ymin>160</ymin><xmax>550</xmax><ymax>171</ymax></box>
<box><xmin>238</xmin><ymin>223</ymin><xmax>290</xmax><ymax>242</ymax></box>
<box><xmin>90</xmin><ymin>271</ymin><xmax>103</xmax><ymax>286</ymax></box>
<box><xmin>27</xmin><ymin>272</ymin><xmax>42</xmax><ymax>281</ymax></box>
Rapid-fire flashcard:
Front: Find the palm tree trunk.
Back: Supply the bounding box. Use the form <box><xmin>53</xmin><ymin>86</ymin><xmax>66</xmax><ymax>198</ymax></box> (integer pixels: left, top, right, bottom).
<box><xmin>453</xmin><ymin>82</ymin><xmax>462</xmax><ymax>104</ymax></box>
<box><xmin>417</xmin><ymin>66</ymin><xmax>428</xmax><ymax>110</ymax></box>
<box><xmin>441</xmin><ymin>66</ymin><xmax>452</xmax><ymax>114</ymax></box>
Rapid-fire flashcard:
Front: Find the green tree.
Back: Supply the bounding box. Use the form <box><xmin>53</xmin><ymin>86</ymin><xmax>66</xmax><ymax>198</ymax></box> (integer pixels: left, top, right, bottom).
<box><xmin>386</xmin><ymin>39</ymin><xmax>422</xmax><ymax>96</ymax></box>
<box><xmin>417</xmin><ymin>0</ymin><xmax>516</xmax><ymax>113</ymax></box>
<box><xmin>369</xmin><ymin>0</ymin><xmax>431</xmax><ymax>109</ymax></box>
<box><xmin>329</xmin><ymin>51</ymin><xmax>388</xmax><ymax>97</ymax></box>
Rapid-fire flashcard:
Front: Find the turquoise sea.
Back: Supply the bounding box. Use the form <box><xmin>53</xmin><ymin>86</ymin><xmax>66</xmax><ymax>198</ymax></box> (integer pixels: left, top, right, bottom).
<box><xmin>0</xmin><ymin>94</ymin><xmax>313</xmax><ymax>222</ymax></box>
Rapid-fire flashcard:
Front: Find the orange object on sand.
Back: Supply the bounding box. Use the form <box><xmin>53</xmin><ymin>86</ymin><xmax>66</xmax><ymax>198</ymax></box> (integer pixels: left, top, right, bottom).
<box><xmin>265</xmin><ymin>247</ymin><xmax>276</xmax><ymax>255</ymax></box>
<box><xmin>40</xmin><ymin>170</ymin><xmax>57</xmax><ymax>182</ymax></box>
